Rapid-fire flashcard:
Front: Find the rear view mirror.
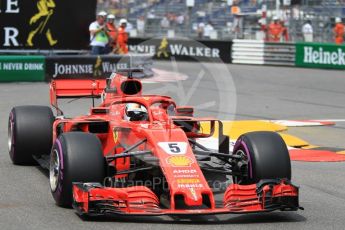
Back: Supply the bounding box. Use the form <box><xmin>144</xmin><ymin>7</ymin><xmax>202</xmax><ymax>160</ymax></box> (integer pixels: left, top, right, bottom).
<box><xmin>173</xmin><ymin>119</ymin><xmax>215</xmax><ymax>138</ymax></box>
<box><xmin>176</xmin><ymin>106</ymin><xmax>194</xmax><ymax>116</ymax></box>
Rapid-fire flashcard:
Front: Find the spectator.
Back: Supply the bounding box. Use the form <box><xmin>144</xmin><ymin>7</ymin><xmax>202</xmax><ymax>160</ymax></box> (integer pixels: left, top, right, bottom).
<box><xmin>137</xmin><ymin>16</ymin><xmax>145</xmax><ymax>36</ymax></box>
<box><xmin>268</xmin><ymin>16</ymin><xmax>282</xmax><ymax>42</ymax></box>
<box><xmin>106</xmin><ymin>14</ymin><xmax>117</xmax><ymax>53</ymax></box>
<box><xmin>203</xmin><ymin>21</ymin><xmax>214</xmax><ymax>39</ymax></box>
<box><xmin>280</xmin><ymin>21</ymin><xmax>289</xmax><ymax>42</ymax></box>
<box><xmin>160</xmin><ymin>16</ymin><xmax>170</xmax><ymax>31</ymax></box>
<box><xmin>302</xmin><ymin>20</ymin><xmax>313</xmax><ymax>42</ymax></box>
<box><xmin>167</xmin><ymin>12</ymin><xmax>176</xmax><ymax>27</ymax></box>
<box><xmin>89</xmin><ymin>11</ymin><xmax>109</xmax><ymax>55</ymax></box>
<box><xmin>175</xmin><ymin>14</ymin><xmax>185</xmax><ymax>33</ymax></box>
<box><xmin>232</xmin><ymin>15</ymin><xmax>243</xmax><ymax>39</ymax></box>
<box><xmin>176</xmin><ymin>14</ymin><xmax>185</xmax><ymax>27</ymax></box>
<box><xmin>197</xmin><ymin>22</ymin><xmax>205</xmax><ymax>39</ymax></box>
<box><xmin>117</xmin><ymin>18</ymin><xmax>129</xmax><ymax>54</ymax></box>
<box><xmin>125</xmin><ymin>21</ymin><xmax>133</xmax><ymax>33</ymax></box>
<box><xmin>333</xmin><ymin>17</ymin><xmax>344</xmax><ymax>44</ymax></box>
<box><xmin>250</xmin><ymin>0</ymin><xmax>257</xmax><ymax>6</ymax></box>
<box><xmin>147</xmin><ymin>10</ymin><xmax>155</xmax><ymax>19</ymax></box>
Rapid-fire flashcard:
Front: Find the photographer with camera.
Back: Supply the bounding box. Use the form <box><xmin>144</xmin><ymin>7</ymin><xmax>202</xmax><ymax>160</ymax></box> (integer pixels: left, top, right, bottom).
<box><xmin>89</xmin><ymin>11</ymin><xmax>110</xmax><ymax>55</ymax></box>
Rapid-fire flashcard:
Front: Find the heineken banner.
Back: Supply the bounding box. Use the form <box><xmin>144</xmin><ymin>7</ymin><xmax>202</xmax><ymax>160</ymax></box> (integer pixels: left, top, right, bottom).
<box><xmin>128</xmin><ymin>38</ymin><xmax>232</xmax><ymax>63</ymax></box>
<box><xmin>296</xmin><ymin>43</ymin><xmax>345</xmax><ymax>69</ymax></box>
<box><xmin>0</xmin><ymin>0</ymin><xmax>96</xmax><ymax>50</ymax></box>
<box><xmin>0</xmin><ymin>55</ymin><xmax>45</xmax><ymax>82</ymax></box>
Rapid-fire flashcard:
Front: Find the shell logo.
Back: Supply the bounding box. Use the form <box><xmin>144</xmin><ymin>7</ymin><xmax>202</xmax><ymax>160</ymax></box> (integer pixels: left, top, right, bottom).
<box><xmin>167</xmin><ymin>156</ymin><xmax>193</xmax><ymax>167</ymax></box>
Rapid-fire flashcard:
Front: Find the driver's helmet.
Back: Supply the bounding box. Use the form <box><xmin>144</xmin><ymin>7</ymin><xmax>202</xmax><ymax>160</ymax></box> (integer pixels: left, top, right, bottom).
<box><xmin>125</xmin><ymin>103</ymin><xmax>148</xmax><ymax>121</ymax></box>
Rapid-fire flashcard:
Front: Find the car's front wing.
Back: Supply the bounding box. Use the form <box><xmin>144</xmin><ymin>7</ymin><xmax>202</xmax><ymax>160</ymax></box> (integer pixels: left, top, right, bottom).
<box><xmin>72</xmin><ymin>179</ymin><xmax>301</xmax><ymax>217</ymax></box>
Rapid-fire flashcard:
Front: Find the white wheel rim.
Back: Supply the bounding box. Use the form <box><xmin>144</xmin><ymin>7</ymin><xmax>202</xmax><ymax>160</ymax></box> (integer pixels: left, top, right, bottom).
<box><xmin>50</xmin><ymin>149</ymin><xmax>60</xmax><ymax>192</ymax></box>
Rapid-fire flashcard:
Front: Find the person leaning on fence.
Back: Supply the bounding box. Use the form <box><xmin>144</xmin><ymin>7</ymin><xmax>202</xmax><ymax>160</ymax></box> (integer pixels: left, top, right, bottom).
<box><xmin>136</xmin><ymin>16</ymin><xmax>145</xmax><ymax>36</ymax></box>
<box><xmin>204</xmin><ymin>21</ymin><xmax>214</xmax><ymax>39</ymax></box>
<box><xmin>106</xmin><ymin>14</ymin><xmax>118</xmax><ymax>53</ymax></box>
<box><xmin>333</xmin><ymin>17</ymin><xmax>344</xmax><ymax>45</ymax></box>
<box><xmin>160</xmin><ymin>16</ymin><xmax>170</xmax><ymax>32</ymax></box>
<box><xmin>89</xmin><ymin>11</ymin><xmax>110</xmax><ymax>55</ymax></box>
<box><xmin>280</xmin><ymin>20</ymin><xmax>289</xmax><ymax>42</ymax></box>
<box><xmin>302</xmin><ymin>20</ymin><xmax>313</xmax><ymax>42</ymax></box>
<box><xmin>197</xmin><ymin>21</ymin><xmax>205</xmax><ymax>39</ymax></box>
<box><xmin>116</xmin><ymin>19</ymin><xmax>129</xmax><ymax>54</ymax></box>
<box><xmin>268</xmin><ymin>16</ymin><xmax>282</xmax><ymax>42</ymax></box>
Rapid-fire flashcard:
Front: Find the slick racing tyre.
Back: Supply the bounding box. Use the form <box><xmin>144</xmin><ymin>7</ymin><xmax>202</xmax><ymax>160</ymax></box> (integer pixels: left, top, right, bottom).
<box><xmin>50</xmin><ymin>132</ymin><xmax>106</xmax><ymax>207</ymax></box>
<box><xmin>8</xmin><ymin>106</ymin><xmax>54</xmax><ymax>165</ymax></box>
<box><xmin>232</xmin><ymin>131</ymin><xmax>291</xmax><ymax>185</ymax></box>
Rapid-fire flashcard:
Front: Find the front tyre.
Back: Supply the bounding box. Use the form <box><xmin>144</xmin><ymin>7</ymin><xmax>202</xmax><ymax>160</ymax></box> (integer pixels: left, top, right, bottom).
<box><xmin>232</xmin><ymin>131</ymin><xmax>291</xmax><ymax>185</ymax></box>
<box><xmin>50</xmin><ymin>132</ymin><xmax>106</xmax><ymax>207</ymax></box>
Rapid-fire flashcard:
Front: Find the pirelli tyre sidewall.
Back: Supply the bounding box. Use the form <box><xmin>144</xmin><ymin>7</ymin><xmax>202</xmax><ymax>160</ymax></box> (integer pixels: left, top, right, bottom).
<box><xmin>8</xmin><ymin>106</ymin><xmax>54</xmax><ymax>165</ymax></box>
<box><xmin>50</xmin><ymin>132</ymin><xmax>106</xmax><ymax>207</ymax></box>
<box><xmin>233</xmin><ymin>131</ymin><xmax>291</xmax><ymax>184</ymax></box>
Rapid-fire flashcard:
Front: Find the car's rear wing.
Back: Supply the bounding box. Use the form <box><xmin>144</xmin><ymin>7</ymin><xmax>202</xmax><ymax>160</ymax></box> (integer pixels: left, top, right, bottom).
<box><xmin>50</xmin><ymin>79</ymin><xmax>107</xmax><ymax>115</ymax></box>
<box><xmin>49</xmin><ymin>68</ymin><xmax>145</xmax><ymax>115</ymax></box>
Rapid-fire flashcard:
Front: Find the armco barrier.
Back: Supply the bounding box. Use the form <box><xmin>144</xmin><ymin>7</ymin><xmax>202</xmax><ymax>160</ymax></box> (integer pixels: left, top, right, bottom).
<box><xmin>0</xmin><ymin>55</ymin><xmax>153</xmax><ymax>82</ymax></box>
<box><xmin>232</xmin><ymin>39</ymin><xmax>295</xmax><ymax>66</ymax></box>
<box><xmin>0</xmin><ymin>56</ymin><xmax>45</xmax><ymax>82</ymax></box>
<box><xmin>2</xmin><ymin>41</ymin><xmax>344</xmax><ymax>83</ymax></box>
<box><xmin>296</xmin><ymin>42</ymin><xmax>345</xmax><ymax>69</ymax></box>
<box><xmin>232</xmin><ymin>39</ymin><xmax>265</xmax><ymax>65</ymax></box>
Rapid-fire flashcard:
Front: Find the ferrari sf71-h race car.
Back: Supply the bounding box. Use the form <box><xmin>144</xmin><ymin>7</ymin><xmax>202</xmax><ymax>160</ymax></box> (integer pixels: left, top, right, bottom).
<box><xmin>8</xmin><ymin>69</ymin><xmax>302</xmax><ymax>217</ymax></box>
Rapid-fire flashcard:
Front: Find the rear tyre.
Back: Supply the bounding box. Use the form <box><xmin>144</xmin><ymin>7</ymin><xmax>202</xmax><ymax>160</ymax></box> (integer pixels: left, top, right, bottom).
<box><xmin>232</xmin><ymin>131</ymin><xmax>291</xmax><ymax>184</ymax></box>
<box><xmin>8</xmin><ymin>106</ymin><xmax>54</xmax><ymax>165</ymax></box>
<box><xmin>50</xmin><ymin>132</ymin><xmax>106</xmax><ymax>207</ymax></box>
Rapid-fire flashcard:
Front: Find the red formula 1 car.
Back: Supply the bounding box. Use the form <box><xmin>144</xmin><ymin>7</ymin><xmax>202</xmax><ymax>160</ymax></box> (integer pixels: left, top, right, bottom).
<box><xmin>8</xmin><ymin>69</ymin><xmax>302</xmax><ymax>217</ymax></box>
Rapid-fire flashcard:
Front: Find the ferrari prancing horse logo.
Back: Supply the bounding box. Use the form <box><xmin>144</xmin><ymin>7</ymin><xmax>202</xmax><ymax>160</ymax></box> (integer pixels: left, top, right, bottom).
<box><xmin>113</xmin><ymin>130</ymin><xmax>119</xmax><ymax>143</ymax></box>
